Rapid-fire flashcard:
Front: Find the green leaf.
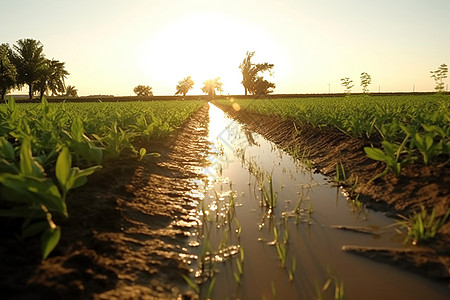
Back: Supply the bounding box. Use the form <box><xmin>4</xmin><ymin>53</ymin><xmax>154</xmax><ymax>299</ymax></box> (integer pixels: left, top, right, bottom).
<box><xmin>0</xmin><ymin>206</ymin><xmax>45</xmax><ymax>218</ymax></box>
<box><xmin>0</xmin><ymin>173</ymin><xmax>67</xmax><ymax>218</ymax></box>
<box><xmin>424</xmin><ymin>135</ymin><xmax>433</xmax><ymax>150</ymax></box>
<box><xmin>41</xmin><ymin>226</ymin><xmax>61</xmax><ymax>259</ymax></box>
<box><xmin>41</xmin><ymin>96</ymin><xmax>49</xmax><ymax>106</ymax></box>
<box><xmin>364</xmin><ymin>147</ymin><xmax>386</xmax><ymax>162</ymax></box>
<box><xmin>22</xmin><ymin>221</ymin><xmax>48</xmax><ymax>239</ymax></box>
<box><xmin>55</xmin><ymin>147</ymin><xmax>71</xmax><ymax>193</ymax></box>
<box><xmin>181</xmin><ymin>274</ymin><xmax>200</xmax><ymax>294</ymax></box>
<box><xmin>19</xmin><ymin>139</ymin><xmax>44</xmax><ymax>177</ymax></box>
<box><xmin>70</xmin><ymin>117</ymin><xmax>84</xmax><ymax>142</ymax></box>
<box><xmin>0</xmin><ymin>137</ymin><xmax>15</xmax><ymax>161</ymax></box>
<box><xmin>381</xmin><ymin>141</ymin><xmax>395</xmax><ymax>158</ymax></box>
<box><xmin>70</xmin><ymin>165</ymin><xmax>101</xmax><ymax>190</ymax></box>
<box><xmin>422</xmin><ymin>124</ymin><xmax>446</xmax><ymax>137</ymax></box>
<box><xmin>6</xmin><ymin>96</ymin><xmax>16</xmax><ymax>113</ymax></box>
<box><xmin>139</xmin><ymin>147</ymin><xmax>146</xmax><ymax>159</ymax></box>
<box><xmin>19</xmin><ymin>139</ymin><xmax>34</xmax><ymax>175</ymax></box>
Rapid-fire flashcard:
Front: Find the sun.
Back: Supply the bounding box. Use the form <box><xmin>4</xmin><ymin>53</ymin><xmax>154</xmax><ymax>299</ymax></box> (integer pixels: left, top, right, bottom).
<box><xmin>135</xmin><ymin>11</ymin><xmax>282</xmax><ymax>95</ymax></box>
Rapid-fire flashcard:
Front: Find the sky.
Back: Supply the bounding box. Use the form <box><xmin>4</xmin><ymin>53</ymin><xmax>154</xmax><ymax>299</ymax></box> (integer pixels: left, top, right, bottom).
<box><xmin>1</xmin><ymin>0</ymin><xmax>449</xmax><ymax>96</ymax></box>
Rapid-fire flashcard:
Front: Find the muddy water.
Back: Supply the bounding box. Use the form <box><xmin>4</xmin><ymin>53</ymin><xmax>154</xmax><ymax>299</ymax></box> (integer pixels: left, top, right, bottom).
<box><xmin>184</xmin><ymin>103</ymin><xmax>449</xmax><ymax>300</ymax></box>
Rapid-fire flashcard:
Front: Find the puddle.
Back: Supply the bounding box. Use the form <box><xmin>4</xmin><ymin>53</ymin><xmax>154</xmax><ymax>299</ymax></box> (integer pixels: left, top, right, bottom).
<box><xmin>184</xmin><ymin>103</ymin><xmax>449</xmax><ymax>299</ymax></box>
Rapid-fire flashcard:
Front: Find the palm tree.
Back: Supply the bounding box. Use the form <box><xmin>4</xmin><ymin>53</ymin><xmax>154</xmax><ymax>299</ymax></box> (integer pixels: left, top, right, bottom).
<box><xmin>11</xmin><ymin>39</ymin><xmax>46</xmax><ymax>99</ymax></box>
<box><xmin>47</xmin><ymin>59</ymin><xmax>69</xmax><ymax>96</ymax></box>
<box><xmin>65</xmin><ymin>85</ymin><xmax>78</xmax><ymax>97</ymax></box>
<box><xmin>175</xmin><ymin>76</ymin><xmax>194</xmax><ymax>97</ymax></box>
<box><xmin>201</xmin><ymin>77</ymin><xmax>223</xmax><ymax>99</ymax></box>
<box><xmin>34</xmin><ymin>59</ymin><xmax>69</xmax><ymax>99</ymax></box>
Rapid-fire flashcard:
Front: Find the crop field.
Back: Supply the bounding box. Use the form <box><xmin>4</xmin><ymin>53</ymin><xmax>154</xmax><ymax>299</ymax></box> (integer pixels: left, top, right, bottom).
<box><xmin>217</xmin><ymin>95</ymin><xmax>450</xmax><ymax>175</ymax></box>
<box><xmin>0</xmin><ymin>97</ymin><xmax>204</xmax><ymax>259</ymax></box>
<box><xmin>1</xmin><ymin>95</ymin><xmax>449</xmax><ymax>299</ymax></box>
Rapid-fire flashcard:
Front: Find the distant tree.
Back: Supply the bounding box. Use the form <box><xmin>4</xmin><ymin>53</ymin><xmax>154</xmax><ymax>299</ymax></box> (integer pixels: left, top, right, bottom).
<box><xmin>340</xmin><ymin>77</ymin><xmax>354</xmax><ymax>95</ymax></box>
<box><xmin>0</xmin><ymin>43</ymin><xmax>17</xmax><ymax>100</ymax></box>
<box><xmin>201</xmin><ymin>77</ymin><xmax>223</xmax><ymax>99</ymax></box>
<box><xmin>34</xmin><ymin>59</ymin><xmax>69</xmax><ymax>99</ymax></box>
<box><xmin>360</xmin><ymin>72</ymin><xmax>372</xmax><ymax>94</ymax></box>
<box><xmin>11</xmin><ymin>39</ymin><xmax>46</xmax><ymax>99</ymax></box>
<box><xmin>430</xmin><ymin>63</ymin><xmax>448</xmax><ymax>93</ymax></box>
<box><xmin>175</xmin><ymin>76</ymin><xmax>194</xmax><ymax>96</ymax></box>
<box><xmin>134</xmin><ymin>85</ymin><xmax>153</xmax><ymax>96</ymax></box>
<box><xmin>65</xmin><ymin>85</ymin><xmax>78</xmax><ymax>97</ymax></box>
<box><xmin>239</xmin><ymin>51</ymin><xmax>274</xmax><ymax>96</ymax></box>
<box><xmin>253</xmin><ymin>76</ymin><xmax>276</xmax><ymax>96</ymax></box>
<box><xmin>46</xmin><ymin>59</ymin><xmax>69</xmax><ymax>96</ymax></box>
<box><xmin>34</xmin><ymin>63</ymin><xmax>51</xmax><ymax>100</ymax></box>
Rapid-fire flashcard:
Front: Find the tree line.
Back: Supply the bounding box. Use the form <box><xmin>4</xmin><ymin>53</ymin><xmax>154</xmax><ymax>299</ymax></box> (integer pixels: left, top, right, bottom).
<box><xmin>0</xmin><ymin>39</ymin><xmax>77</xmax><ymax>100</ymax></box>
<box><xmin>134</xmin><ymin>51</ymin><xmax>276</xmax><ymax>98</ymax></box>
<box><xmin>3</xmin><ymin>38</ymin><xmax>446</xmax><ymax>99</ymax></box>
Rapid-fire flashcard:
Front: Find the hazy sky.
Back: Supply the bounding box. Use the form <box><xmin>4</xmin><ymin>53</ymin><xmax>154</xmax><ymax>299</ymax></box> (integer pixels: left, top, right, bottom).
<box><xmin>1</xmin><ymin>0</ymin><xmax>449</xmax><ymax>96</ymax></box>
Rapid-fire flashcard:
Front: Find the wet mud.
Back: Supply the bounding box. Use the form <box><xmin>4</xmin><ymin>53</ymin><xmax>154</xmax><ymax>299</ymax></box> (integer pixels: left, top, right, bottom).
<box><xmin>214</xmin><ymin>101</ymin><xmax>450</xmax><ymax>282</ymax></box>
<box><xmin>0</xmin><ymin>104</ymin><xmax>211</xmax><ymax>299</ymax></box>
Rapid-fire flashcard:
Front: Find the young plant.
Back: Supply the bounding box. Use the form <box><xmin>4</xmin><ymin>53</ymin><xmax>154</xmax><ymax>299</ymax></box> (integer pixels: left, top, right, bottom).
<box><xmin>273</xmin><ymin>223</ymin><xmax>289</xmax><ymax>268</ymax></box>
<box><xmin>261</xmin><ymin>172</ymin><xmax>278</xmax><ymax>210</ymax></box>
<box><xmin>316</xmin><ymin>269</ymin><xmax>345</xmax><ymax>300</ymax></box>
<box><xmin>364</xmin><ymin>134</ymin><xmax>410</xmax><ymax>178</ymax></box>
<box><xmin>288</xmin><ymin>257</ymin><xmax>296</xmax><ymax>282</ymax></box>
<box><xmin>233</xmin><ymin>247</ymin><xmax>245</xmax><ymax>285</ymax></box>
<box><xmin>397</xmin><ymin>205</ymin><xmax>450</xmax><ymax>245</ymax></box>
<box><xmin>0</xmin><ymin>143</ymin><xmax>100</xmax><ymax>259</ymax></box>
<box><xmin>64</xmin><ymin>117</ymin><xmax>103</xmax><ymax>164</ymax></box>
<box><xmin>334</xmin><ymin>161</ymin><xmax>346</xmax><ymax>185</ymax></box>
<box><xmin>55</xmin><ymin>147</ymin><xmax>101</xmax><ymax>200</ymax></box>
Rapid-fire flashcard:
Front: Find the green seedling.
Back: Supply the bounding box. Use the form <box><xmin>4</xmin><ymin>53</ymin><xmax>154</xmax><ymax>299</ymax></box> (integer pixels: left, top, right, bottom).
<box><xmin>397</xmin><ymin>205</ymin><xmax>450</xmax><ymax>245</ymax></box>
<box><xmin>334</xmin><ymin>161</ymin><xmax>346</xmax><ymax>185</ymax></box>
<box><xmin>364</xmin><ymin>135</ymin><xmax>410</xmax><ymax>178</ymax></box>
<box><xmin>288</xmin><ymin>257</ymin><xmax>296</xmax><ymax>282</ymax></box>
<box><xmin>316</xmin><ymin>269</ymin><xmax>345</xmax><ymax>300</ymax></box>
<box><xmin>0</xmin><ymin>143</ymin><xmax>100</xmax><ymax>259</ymax></box>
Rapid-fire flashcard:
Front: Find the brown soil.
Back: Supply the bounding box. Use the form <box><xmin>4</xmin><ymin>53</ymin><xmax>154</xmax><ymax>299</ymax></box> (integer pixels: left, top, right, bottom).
<box><xmin>0</xmin><ymin>104</ymin><xmax>211</xmax><ymax>299</ymax></box>
<box><xmin>214</xmin><ymin>102</ymin><xmax>450</xmax><ymax>281</ymax></box>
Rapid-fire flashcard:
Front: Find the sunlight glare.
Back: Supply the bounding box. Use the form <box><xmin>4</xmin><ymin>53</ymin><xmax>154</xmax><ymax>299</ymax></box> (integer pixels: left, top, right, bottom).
<box><xmin>136</xmin><ymin>11</ymin><xmax>283</xmax><ymax>95</ymax></box>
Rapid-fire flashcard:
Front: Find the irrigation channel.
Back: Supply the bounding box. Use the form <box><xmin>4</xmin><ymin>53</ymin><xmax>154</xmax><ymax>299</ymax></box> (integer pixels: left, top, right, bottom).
<box><xmin>182</xmin><ymin>103</ymin><xmax>449</xmax><ymax>300</ymax></box>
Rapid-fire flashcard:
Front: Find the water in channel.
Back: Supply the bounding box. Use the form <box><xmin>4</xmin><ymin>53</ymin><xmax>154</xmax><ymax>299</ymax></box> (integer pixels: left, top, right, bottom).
<box><xmin>183</xmin><ymin>103</ymin><xmax>449</xmax><ymax>300</ymax></box>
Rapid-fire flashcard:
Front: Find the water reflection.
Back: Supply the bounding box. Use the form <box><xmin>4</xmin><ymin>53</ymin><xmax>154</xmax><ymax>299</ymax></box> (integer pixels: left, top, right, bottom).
<box><xmin>184</xmin><ymin>103</ymin><xmax>450</xmax><ymax>300</ymax></box>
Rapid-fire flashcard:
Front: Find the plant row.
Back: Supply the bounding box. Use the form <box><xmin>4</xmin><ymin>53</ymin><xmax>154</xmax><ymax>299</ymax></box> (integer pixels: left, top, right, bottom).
<box><xmin>216</xmin><ymin>95</ymin><xmax>450</xmax><ymax>174</ymax></box>
<box><xmin>0</xmin><ymin>97</ymin><xmax>204</xmax><ymax>258</ymax></box>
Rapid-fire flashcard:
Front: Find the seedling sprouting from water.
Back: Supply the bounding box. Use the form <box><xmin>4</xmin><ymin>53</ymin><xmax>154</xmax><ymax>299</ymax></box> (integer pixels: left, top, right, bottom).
<box><xmin>288</xmin><ymin>257</ymin><xmax>296</xmax><ymax>282</ymax></box>
<box><xmin>261</xmin><ymin>172</ymin><xmax>278</xmax><ymax>210</ymax></box>
<box><xmin>273</xmin><ymin>220</ymin><xmax>289</xmax><ymax>268</ymax></box>
<box><xmin>396</xmin><ymin>205</ymin><xmax>450</xmax><ymax>245</ymax></box>
<box><xmin>316</xmin><ymin>268</ymin><xmax>345</xmax><ymax>300</ymax></box>
<box><xmin>334</xmin><ymin>161</ymin><xmax>346</xmax><ymax>185</ymax></box>
<box><xmin>233</xmin><ymin>247</ymin><xmax>245</xmax><ymax>285</ymax></box>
